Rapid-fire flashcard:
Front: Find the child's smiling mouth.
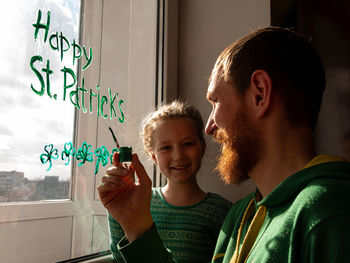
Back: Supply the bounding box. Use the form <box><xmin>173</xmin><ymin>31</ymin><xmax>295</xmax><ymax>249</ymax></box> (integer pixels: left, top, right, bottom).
<box><xmin>171</xmin><ymin>163</ymin><xmax>191</xmax><ymax>170</ymax></box>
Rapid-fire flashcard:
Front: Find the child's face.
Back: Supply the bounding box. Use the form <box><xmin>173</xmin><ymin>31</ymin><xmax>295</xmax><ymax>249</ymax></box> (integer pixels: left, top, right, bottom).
<box><xmin>151</xmin><ymin>118</ymin><xmax>205</xmax><ymax>184</ymax></box>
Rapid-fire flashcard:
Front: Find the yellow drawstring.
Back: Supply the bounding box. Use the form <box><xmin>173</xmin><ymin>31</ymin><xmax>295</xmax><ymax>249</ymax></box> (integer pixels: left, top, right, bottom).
<box><xmin>230</xmin><ymin>199</ymin><xmax>267</xmax><ymax>263</ymax></box>
<box><xmin>303</xmin><ymin>154</ymin><xmax>345</xmax><ymax>169</ymax></box>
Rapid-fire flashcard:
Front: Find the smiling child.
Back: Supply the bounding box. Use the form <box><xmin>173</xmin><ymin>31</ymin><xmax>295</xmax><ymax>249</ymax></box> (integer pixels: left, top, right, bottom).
<box><xmin>101</xmin><ymin>100</ymin><xmax>232</xmax><ymax>263</ymax></box>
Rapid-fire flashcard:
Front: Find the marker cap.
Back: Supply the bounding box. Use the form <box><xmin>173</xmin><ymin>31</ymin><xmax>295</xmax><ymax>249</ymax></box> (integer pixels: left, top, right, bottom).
<box><xmin>119</xmin><ymin>146</ymin><xmax>132</xmax><ymax>162</ymax></box>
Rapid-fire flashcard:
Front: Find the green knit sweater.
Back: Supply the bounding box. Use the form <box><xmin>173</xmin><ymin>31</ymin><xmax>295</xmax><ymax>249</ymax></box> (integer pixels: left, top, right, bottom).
<box><xmin>118</xmin><ymin>159</ymin><xmax>350</xmax><ymax>262</ymax></box>
<box><xmin>110</xmin><ymin>188</ymin><xmax>232</xmax><ymax>262</ymax></box>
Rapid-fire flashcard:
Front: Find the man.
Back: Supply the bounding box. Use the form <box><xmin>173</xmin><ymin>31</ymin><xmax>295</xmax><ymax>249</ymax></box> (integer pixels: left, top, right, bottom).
<box><xmin>341</xmin><ymin>129</ymin><xmax>350</xmax><ymax>161</ymax></box>
<box><xmin>98</xmin><ymin>27</ymin><xmax>350</xmax><ymax>262</ymax></box>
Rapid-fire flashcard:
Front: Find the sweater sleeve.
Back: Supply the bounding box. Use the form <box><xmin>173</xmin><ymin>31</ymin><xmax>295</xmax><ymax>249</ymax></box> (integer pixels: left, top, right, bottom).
<box><xmin>108</xmin><ymin>213</ymin><xmax>125</xmax><ymax>262</ymax></box>
<box><xmin>117</xmin><ymin>224</ymin><xmax>176</xmax><ymax>263</ymax></box>
<box><xmin>302</xmin><ymin>215</ymin><xmax>350</xmax><ymax>263</ymax></box>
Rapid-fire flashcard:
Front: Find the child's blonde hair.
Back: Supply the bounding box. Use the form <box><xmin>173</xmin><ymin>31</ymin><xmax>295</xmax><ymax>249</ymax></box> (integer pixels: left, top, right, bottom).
<box><xmin>140</xmin><ymin>100</ymin><xmax>205</xmax><ymax>157</ymax></box>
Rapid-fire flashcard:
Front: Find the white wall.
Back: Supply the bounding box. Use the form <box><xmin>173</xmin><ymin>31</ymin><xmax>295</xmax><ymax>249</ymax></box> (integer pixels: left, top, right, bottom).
<box><xmin>167</xmin><ymin>0</ymin><xmax>271</xmax><ymax>202</ymax></box>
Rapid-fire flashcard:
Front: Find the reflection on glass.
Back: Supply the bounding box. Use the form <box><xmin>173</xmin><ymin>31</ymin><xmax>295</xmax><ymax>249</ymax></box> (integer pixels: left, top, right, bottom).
<box><xmin>0</xmin><ymin>0</ymin><xmax>80</xmax><ymax>202</ymax></box>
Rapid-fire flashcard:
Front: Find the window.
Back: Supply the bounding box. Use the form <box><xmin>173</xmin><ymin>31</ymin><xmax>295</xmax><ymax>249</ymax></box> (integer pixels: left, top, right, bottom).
<box><xmin>0</xmin><ymin>0</ymin><xmax>162</xmax><ymax>262</ymax></box>
<box><xmin>0</xmin><ymin>1</ymin><xmax>80</xmax><ymax>202</ymax></box>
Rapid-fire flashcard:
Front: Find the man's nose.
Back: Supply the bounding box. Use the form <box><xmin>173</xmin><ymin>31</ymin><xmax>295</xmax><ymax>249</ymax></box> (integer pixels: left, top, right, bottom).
<box><xmin>205</xmin><ymin>112</ymin><xmax>216</xmax><ymax>135</ymax></box>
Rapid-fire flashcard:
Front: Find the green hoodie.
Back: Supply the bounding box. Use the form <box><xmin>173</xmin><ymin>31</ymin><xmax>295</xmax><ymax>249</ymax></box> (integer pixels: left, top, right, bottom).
<box><xmin>119</xmin><ymin>156</ymin><xmax>350</xmax><ymax>263</ymax></box>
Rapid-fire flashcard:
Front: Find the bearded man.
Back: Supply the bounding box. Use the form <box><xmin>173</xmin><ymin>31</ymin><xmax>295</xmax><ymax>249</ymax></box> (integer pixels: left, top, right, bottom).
<box><xmin>98</xmin><ymin>27</ymin><xmax>350</xmax><ymax>263</ymax></box>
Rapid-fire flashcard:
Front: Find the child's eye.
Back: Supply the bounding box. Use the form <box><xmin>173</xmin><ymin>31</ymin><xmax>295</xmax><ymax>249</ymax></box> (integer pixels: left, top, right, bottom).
<box><xmin>184</xmin><ymin>141</ymin><xmax>195</xmax><ymax>146</ymax></box>
<box><xmin>159</xmin><ymin>145</ymin><xmax>171</xmax><ymax>151</ymax></box>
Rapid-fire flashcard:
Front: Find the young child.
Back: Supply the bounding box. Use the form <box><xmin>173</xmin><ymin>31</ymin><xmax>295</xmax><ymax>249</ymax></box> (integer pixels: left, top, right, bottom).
<box><xmin>100</xmin><ymin>101</ymin><xmax>232</xmax><ymax>263</ymax></box>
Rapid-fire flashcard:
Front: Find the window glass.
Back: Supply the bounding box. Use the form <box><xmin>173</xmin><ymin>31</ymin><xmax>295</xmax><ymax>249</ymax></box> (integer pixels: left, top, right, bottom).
<box><xmin>0</xmin><ymin>0</ymin><xmax>80</xmax><ymax>202</ymax></box>
<box><xmin>0</xmin><ymin>1</ymin><xmax>159</xmax><ymax>261</ymax></box>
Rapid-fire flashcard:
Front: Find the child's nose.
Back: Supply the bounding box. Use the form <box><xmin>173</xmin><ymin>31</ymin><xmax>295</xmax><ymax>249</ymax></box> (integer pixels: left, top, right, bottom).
<box><xmin>172</xmin><ymin>146</ymin><xmax>185</xmax><ymax>160</ymax></box>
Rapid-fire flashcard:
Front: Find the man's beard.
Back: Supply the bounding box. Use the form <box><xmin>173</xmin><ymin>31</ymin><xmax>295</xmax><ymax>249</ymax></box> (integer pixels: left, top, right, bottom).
<box><xmin>213</xmin><ymin>112</ymin><xmax>261</xmax><ymax>185</ymax></box>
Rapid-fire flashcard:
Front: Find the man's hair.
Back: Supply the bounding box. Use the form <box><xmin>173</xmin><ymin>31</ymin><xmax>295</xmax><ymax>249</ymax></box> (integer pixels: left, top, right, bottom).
<box><xmin>343</xmin><ymin>129</ymin><xmax>350</xmax><ymax>142</ymax></box>
<box><xmin>211</xmin><ymin>26</ymin><xmax>326</xmax><ymax>129</ymax></box>
<box><xmin>140</xmin><ymin>100</ymin><xmax>205</xmax><ymax>156</ymax></box>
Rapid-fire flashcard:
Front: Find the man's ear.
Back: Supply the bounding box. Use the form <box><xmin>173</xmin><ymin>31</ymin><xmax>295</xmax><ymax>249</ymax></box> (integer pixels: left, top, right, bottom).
<box><xmin>249</xmin><ymin>69</ymin><xmax>273</xmax><ymax>118</ymax></box>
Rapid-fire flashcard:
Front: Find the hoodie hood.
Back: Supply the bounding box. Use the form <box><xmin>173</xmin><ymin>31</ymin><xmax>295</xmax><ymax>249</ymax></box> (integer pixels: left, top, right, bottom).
<box><xmin>257</xmin><ymin>156</ymin><xmax>350</xmax><ymax>208</ymax></box>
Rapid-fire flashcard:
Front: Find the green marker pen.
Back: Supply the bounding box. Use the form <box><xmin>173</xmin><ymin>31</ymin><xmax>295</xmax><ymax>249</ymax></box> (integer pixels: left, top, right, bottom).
<box><xmin>108</xmin><ymin>126</ymin><xmax>120</xmax><ymax>149</ymax></box>
<box><xmin>108</xmin><ymin>127</ymin><xmax>133</xmax><ymax>185</ymax></box>
<box><xmin>119</xmin><ymin>146</ymin><xmax>132</xmax><ymax>168</ymax></box>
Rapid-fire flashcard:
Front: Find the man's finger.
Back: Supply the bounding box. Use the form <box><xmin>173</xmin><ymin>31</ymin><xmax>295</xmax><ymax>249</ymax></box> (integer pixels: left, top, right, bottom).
<box><xmin>131</xmin><ymin>153</ymin><xmax>151</xmax><ymax>185</ymax></box>
<box><xmin>113</xmin><ymin>152</ymin><xmax>121</xmax><ymax>167</ymax></box>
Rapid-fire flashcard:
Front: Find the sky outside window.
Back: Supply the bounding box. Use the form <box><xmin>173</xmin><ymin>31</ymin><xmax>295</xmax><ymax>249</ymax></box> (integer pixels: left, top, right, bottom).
<box><xmin>0</xmin><ymin>1</ymin><xmax>80</xmax><ymax>185</ymax></box>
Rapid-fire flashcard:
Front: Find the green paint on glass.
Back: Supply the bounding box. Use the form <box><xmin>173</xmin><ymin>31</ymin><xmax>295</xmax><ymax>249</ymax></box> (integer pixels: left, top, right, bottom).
<box><xmin>118</xmin><ymin>99</ymin><xmax>125</xmax><ymax>123</ymax></box>
<box><xmin>79</xmin><ymin>78</ymin><xmax>88</xmax><ymax>113</ymax></box>
<box><xmin>33</xmin><ymin>9</ymin><xmax>51</xmax><ymax>42</ymax></box>
<box><xmin>40</xmin><ymin>144</ymin><xmax>59</xmax><ymax>171</ymax></box>
<box><xmin>61</xmin><ymin>142</ymin><xmax>75</xmax><ymax>165</ymax></box>
<box><xmin>69</xmin><ymin>87</ymin><xmax>80</xmax><ymax>110</ymax></box>
<box><xmin>61</xmin><ymin>66</ymin><xmax>77</xmax><ymax>101</ymax></box>
<box><xmin>100</xmin><ymin>95</ymin><xmax>108</xmax><ymax>119</ymax></box>
<box><xmin>110</xmin><ymin>147</ymin><xmax>119</xmax><ymax>165</ymax></box>
<box><xmin>109</xmin><ymin>89</ymin><xmax>117</xmax><ymax>120</ymax></box>
<box><xmin>89</xmin><ymin>88</ymin><xmax>97</xmax><ymax>113</ymax></box>
<box><xmin>96</xmin><ymin>85</ymin><xmax>100</xmax><ymax>117</ymax></box>
<box><xmin>40</xmin><ymin>142</ymin><xmax>128</xmax><ymax>174</ymax></box>
<box><xmin>82</xmin><ymin>46</ymin><xmax>93</xmax><ymax>70</ymax></box>
<box><xmin>60</xmin><ymin>32</ymin><xmax>70</xmax><ymax>62</ymax></box>
<box><xmin>72</xmin><ymin>39</ymin><xmax>82</xmax><ymax>65</ymax></box>
<box><xmin>76</xmin><ymin>142</ymin><xmax>93</xmax><ymax>167</ymax></box>
<box><xmin>30</xmin><ymin>9</ymin><xmax>126</xmax><ymax>121</ymax></box>
<box><xmin>30</xmin><ymin>55</ymin><xmax>45</xmax><ymax>96</ymax></box>
<box><xmin>42</xmin><ymin>59</ymin><xmax>54</xmax><ymax>98</ymax></box>
<box><xmin>94</xmin><ymin>146</ymin><xmax>110</xmax><ymax>175</ymax></box>
<box><xmin>49</xmin><ymin>31</ymin><xmax>71</xmax><ymax>61</ymax></box>
<box><xmin>49</xmin><ymin>32</ymin><xmax>59</xmax><ymax>52</ymax></box>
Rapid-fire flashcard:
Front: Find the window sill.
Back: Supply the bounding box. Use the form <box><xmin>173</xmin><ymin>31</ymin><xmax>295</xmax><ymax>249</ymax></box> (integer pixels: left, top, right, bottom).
<box><xmin>57</xmin><ymin>251</ymin><xmax>115</xmax><ymax>263</ymax></box>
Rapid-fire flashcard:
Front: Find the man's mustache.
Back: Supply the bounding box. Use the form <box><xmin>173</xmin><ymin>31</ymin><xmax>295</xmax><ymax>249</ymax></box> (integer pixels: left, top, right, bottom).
<box><xmin>213</xmin><ymin>128</ymin><xmax>229</xmax><ymax>144</ymax></box>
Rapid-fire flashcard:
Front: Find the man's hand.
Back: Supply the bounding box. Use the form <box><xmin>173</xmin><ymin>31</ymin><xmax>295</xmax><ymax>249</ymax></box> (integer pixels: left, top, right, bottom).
<box><xmin>98</xmin><ymin>153</ymin><xmax>153</xmax><ymax>241</ymax></box>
